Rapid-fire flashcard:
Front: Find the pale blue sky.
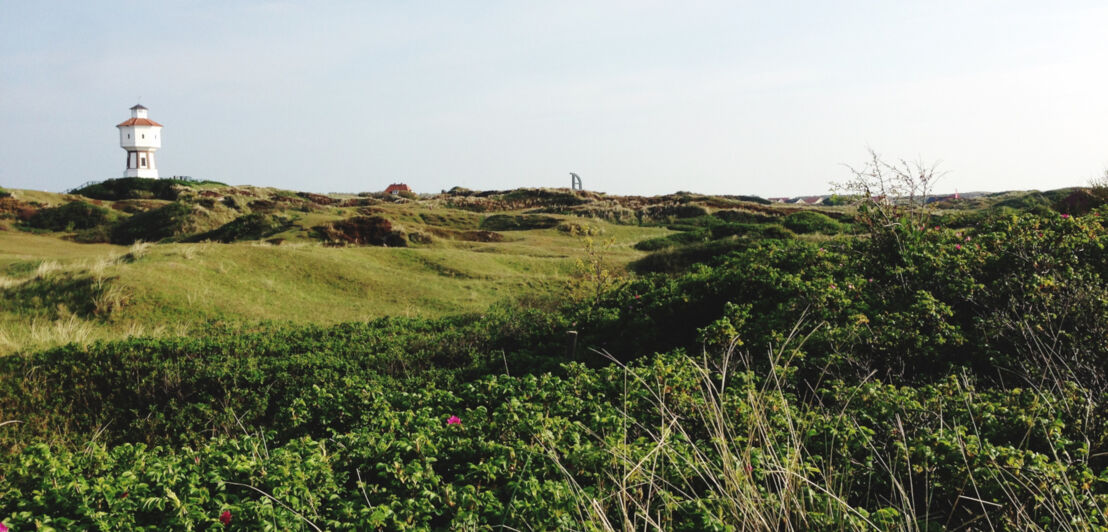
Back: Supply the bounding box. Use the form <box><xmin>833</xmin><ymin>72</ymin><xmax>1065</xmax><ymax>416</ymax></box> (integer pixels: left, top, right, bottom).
<box><xmin>2</xmin><ymin>1</ymin><xmax>1106</xmax><ymax>196</ymax></box>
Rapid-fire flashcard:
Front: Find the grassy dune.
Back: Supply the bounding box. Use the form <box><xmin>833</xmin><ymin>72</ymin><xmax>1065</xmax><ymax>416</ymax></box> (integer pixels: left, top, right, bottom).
<box><xmin>0</xmin><ymin>208</ymin><xmax>669</xmax><ymax>354</ymax></box>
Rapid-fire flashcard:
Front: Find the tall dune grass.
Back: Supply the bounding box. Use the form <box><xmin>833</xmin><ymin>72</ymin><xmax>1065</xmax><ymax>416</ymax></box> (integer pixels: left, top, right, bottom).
<box><xmin>549</xmin><ymin>327</ymin><xmax>1103</xmax><ymax>531</ymax></box>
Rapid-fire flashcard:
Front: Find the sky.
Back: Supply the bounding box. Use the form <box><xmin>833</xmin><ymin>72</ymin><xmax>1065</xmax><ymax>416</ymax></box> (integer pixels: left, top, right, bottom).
<box><xmin>2</xmin><ymin>1</ymin><xmax>1107</xmax><ymax>197</ymax></box>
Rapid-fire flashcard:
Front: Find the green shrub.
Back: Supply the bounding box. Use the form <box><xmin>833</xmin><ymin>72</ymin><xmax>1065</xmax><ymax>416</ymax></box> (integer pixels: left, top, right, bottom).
<box><xmin>708</xmin><ymin>222</ymin><xmax>792</xmax><ymax>239</ymax></box>
<box><xmin>26</xmin><ymin>201</ymin><xmax>112</xmax><ymax>231</ymax></box>
<box><xmin>729</xmin><ymin>194</ymin><xmax>771</xmax><ymax>205</ymax></box>
<box><xmin>632</xmin><ymin>236</ymin><xmax>675</xmax><ymax>251</ymax></box>
<box><xmin>72</xmin><ymin>177</ymin><xmax>223</xmax><ymax>201</ymax></box>
<box><xmin>633</xmin><ymin>230</ymin><xmax>709</xmax><ymax>251</ymax></box>
<box><xmin>445</xmin><ymin>186</ymin><xmax>474</xmax><ymax>196</ymax></box>
<box><xmin>1053</xmin><ymin>188</ymin><xmax>1106</xmax><ymax>215</ymax></box>
<box><xmin>501</xmin><ymin>188</ymin><xmax>588</xmax><ymax>207</ymax></box>
<box><xmin>109</xmin><ymin>201</ymin><xmax>194</xmax><ymax>244</ymax></box>
<box><xmin>555</xmin><ymin>221</ymin><xmax>603</xmax><ymax>236</ymax></box>
<box><xmin>643</xmin><ymin>204</ymin><xmax>709</xmax><ymax>220</ymax></box>
<box><xmin>73</xmin><ymin>225</ymin><xmax>113</xmax><ymax>243</ymax></box>
<box><xmin>782</xmin><ymin>210</ymin><xmax>841</xmax><ymax>234</ymax></box>
<box><xmin>480</xmin><ymin>214</ymin><xmax>560</xmax><ymax>231</ymax></box>
<box><xmin>195</xmin><ymin>213</ymin><xmax>292</xmax><ymax>243</ymax></box>
<box><xmin>630</xmin><ymin>237</ymin><xmax>751</xmax><ymax>273</ymax></box>
<box><xmin>408</xmin><ymin>231</ymin><xmax>433</xmax><ymax>244</ymax></box>
<box><xmin>991</xmin><ymin>191</ymin><xmax>1050</xmax><ymax>211</ymax></box>
<box><xmin>713</xmin><ymin>209</ymin><xmax>778</xmax><ymax>224</ymax></box>
<box><xmin>312</xmin><ymin>216</ymin><xmax>407</xmax><ymax>247</ymax></box>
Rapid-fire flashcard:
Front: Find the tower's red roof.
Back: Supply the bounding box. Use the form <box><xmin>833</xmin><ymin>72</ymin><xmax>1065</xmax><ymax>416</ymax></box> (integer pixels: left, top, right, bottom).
<box><xmin>117</xmin><ymin>118</ymin><xmax>163</xmax><ymax>127</ymax></box>
<box><xmin>116</xmin><ymin>117</ymin><xmax>161</xmax><ymax>126</ymax></box>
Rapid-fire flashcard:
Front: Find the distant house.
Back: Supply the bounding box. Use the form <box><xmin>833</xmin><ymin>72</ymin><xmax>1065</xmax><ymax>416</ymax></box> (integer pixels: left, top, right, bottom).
<box><xmin>767</xmin><ymin>197</ymin><xmax>790</xmax><ymax>203</ymax></box>
<box><xmin>384</xmin><ymin>183</ymin><xmax>412</xmax><ymax>195</ymax></box>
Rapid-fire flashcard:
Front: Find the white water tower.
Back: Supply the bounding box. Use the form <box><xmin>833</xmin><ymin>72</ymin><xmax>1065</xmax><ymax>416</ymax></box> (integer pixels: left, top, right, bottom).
<box><xmin>116</xmin><ymin>104</ymin><xmax>163</xmax><ymax>178</ymax></box>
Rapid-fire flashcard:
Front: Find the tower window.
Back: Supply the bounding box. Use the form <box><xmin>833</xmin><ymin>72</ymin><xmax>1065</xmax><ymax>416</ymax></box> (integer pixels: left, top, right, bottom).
<box><xmin>142</xmin><ymin>134</ymin><xmax>145</xmax><ymax>139</ymax></box>
<box><xmin>140</xmin><ymin>156</ymin><xmax>147</xmax><ymax>167</ymax></box>
<box><xmin>127</xmin><ymin>134</ymin><xmax>131</xmax><ymax>139</ymax></box>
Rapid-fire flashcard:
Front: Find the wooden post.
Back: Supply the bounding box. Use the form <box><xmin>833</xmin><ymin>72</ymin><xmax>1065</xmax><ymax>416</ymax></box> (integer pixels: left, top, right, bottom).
<box><xmin>566</xmin><ymin>330</ymin><xmax>578</xmax><ymax>360</ymax></box>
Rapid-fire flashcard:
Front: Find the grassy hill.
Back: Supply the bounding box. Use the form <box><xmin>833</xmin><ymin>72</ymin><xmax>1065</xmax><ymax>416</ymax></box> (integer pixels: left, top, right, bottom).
<box><xmin>0</xmin><ymin>179</ymin><xmax>1099</xmax><ymax>356</ymax></box>
<box><xmin>0</xmin><ymin>180</ymin><xmax>686</xmax><ymax>354</ymax></box>
<box><xmin>1</xmin><ymin>178</ymin><xmax>1107</xmax><ymax>529</ymax></box>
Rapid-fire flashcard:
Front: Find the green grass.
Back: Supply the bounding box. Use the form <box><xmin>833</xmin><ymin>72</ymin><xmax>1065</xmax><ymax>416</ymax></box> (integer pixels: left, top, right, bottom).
<box><xmin>0</xmin><ymin>231</ymin><xmax>124</xmax><ymax>269</ymax></box>
<box><xmin>0</xmin><ymin>212</ymin><xmax>668</xmax><ymax>355</ymax></box>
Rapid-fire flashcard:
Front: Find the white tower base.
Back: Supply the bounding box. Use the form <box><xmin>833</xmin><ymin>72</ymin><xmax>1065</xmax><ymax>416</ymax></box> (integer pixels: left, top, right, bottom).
<box><xmin>123</xmin><ymin>150</ymin><xmax>158</xmax><ymax>178</ymax></box>
<box><xmin>125</xmin><ymin>168</ymin><xmax>160</xmax><ymax>178</ymax></box>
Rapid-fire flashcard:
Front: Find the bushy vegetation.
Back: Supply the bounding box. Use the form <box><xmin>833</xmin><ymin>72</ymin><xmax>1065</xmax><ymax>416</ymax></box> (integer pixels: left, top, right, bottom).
<box><xmin>480</xmin><ymin>214</ymin><xmax>560</xmax><ymax>231</ymax></box>
<box><xmin>781</xmin><ymin>210</ymin><xmax>842</xmax><ymax>234</ymax></box>
<box><xmin>72</xmin><ymin>177</ymin><xmax>224</xmax><ymax>201</ymax></box>
<box><xmin>109</xmin><ymin>201</ymin><xmax>195</xmax><ymax>244</ymax></box>
<box><xmin>642</xmin><ymin>203</ymin><xmax>709</xmax><ymax>220</ymax></box>
<box><xmin>555</xmin><ymin>221</ymin><xmax>603</xmax><ymax>236</ymax></box>
<box><xmin>25</xmin><ymin>201</ymin><xmax>112</xmax><ymax>232</ymax></box>
<box><xmin>195</xmin><ymin>213</ymin><xmax>294</xmax><ymax>243</ymax></box>
<box><xmin>445</xmin><ymin>188</ymin><xmax>590</xmax><ymax>212</ymax></box>
<box><xmin>726</xmin><ymin>194</ymin><xmax>771</xmax><ymax>204</ymax></box>
<box><xmin>633</xmin><ymin>218</ymin><xmax>795</xmax><ymax>272</ymax></box>
<box><xmin>2</xmin><ymin>185</ymin><xmax>1108</xmax><ymax>529</ymax></box>
<box><xmin>630</xmin><ymin>237</ymin><xmax>755</xmax><ymax>274</ymax></box>
<box><xmin>312</xmin><ymin>216</ymin><xmax>407</xmax><ymax>247</ymax></box>
<box><xmin>713</xmin><ymin>208</ymin><xmax>779</xmax><ymax>224</ymax></box>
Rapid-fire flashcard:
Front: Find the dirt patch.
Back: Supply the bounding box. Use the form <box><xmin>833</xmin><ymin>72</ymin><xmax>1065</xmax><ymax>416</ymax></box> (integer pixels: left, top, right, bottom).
<box><xmin>111</xmin><ymin>199</ymin><xmax>167</xmax><ymax>214</ymax></box>
<box><xmin>248</xmin><ymin>199</ymin><xmax>278</xmax><ymax>211</ymax></box>
<box><xmin>0</xmin><ymin>197</ymin><xmax>37</xmax><ymax>221</ymax></box>
<box><xmin>297</xmin><ymin>192</ymin><xmax>339</xmax><ymax>206</ymax></box>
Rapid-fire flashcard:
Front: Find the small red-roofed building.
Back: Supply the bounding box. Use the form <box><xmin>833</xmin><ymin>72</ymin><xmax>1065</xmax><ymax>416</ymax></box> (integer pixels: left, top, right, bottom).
<box><xmin>384</xmin><ymin>183</ymin><xmax>412</xmax><ymax>195</ymax></box>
